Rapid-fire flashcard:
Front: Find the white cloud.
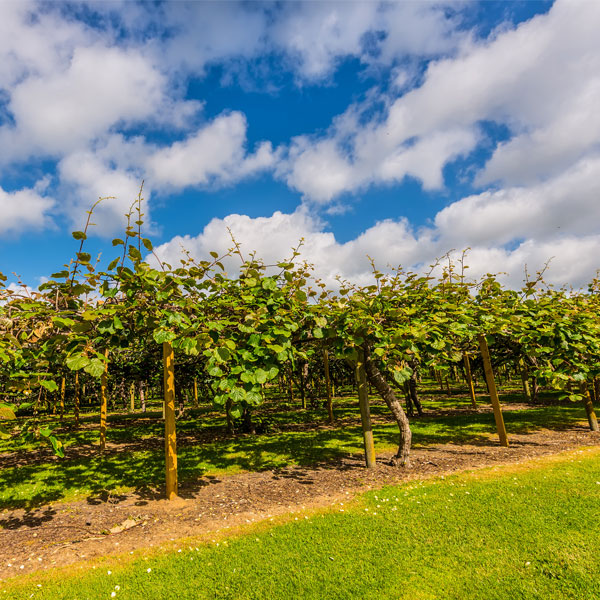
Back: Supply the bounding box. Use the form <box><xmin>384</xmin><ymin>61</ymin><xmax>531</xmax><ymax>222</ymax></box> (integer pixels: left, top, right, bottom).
<box><xmin>147</xmin><ymin>112</ymin><xmax>276</xmax><ymax>189</ymax></box>
<box><xmin>270</xmin><ymin>2</ymin><xmax>464</xmax><ymax>81</ymax></box>
<box><xmin>280</xmin><ymin>0</ymin><xmax>600</xmax><ymax>202</ymax></box>
<box><xmin>0</xmin><ymin>182</ymin><xmax>55</xmax><ymax>235</ymax></box>
<box><xmin>58</xmin><ymin>151</ymin><xmax>146</xmax><ymax>234</ymax></box>
<box><xmin>155</xmin><ymin>148</ymin><xmax>600</xmax><ymax>291</ymax></box>
<box><xmin>434</xmin><ymin>155</ymin><xmax>600</xmax><ymax>248</ymax></box>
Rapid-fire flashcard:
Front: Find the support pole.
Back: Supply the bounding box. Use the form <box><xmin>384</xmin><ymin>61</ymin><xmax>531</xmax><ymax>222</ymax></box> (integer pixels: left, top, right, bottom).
<box><xmin>463</xmin><ymin>353</ymin><xmax>478</xmax><ymax>408</ymax></box>
<box><xmin>323</xmin><ymin>349</ymin><xmax>334</xmax><ymax>424</ymax></box>
<box><xmin>74</xmin><ymin>372</ymin><xmax>80</xmax><ymax>428</ymax></box>
<box><xmin>130</xmin><ymin>382</ymin><xmax>135</xmax><ymax>412</ymax></box>
<box><xmin>163</xmin><ymin>341</ymin><xmax>178</xmax><ymax>500</ymax></box>
<box><xmin>100</xmin><ymin>350</ymin><xmax>108</xmax><ymax>452</ymax></box>
<box><xmin>478</xmin><ymin>335</ymin><xmax>509</xmax><ymax>447</ymax></box>
<box><xmin>193</xmin><ymin>378</ymin><xmax>199</xmax><ymax>408</ymax></box>
<box><xmin>59</xmin><ymin>377</ymin><xmax>65</xmax><ymax>420</ymax></box>
<box><xmin>355</xmin><ymin>348</ymin><xmax>376</xmax><ymax>468</ymax></box>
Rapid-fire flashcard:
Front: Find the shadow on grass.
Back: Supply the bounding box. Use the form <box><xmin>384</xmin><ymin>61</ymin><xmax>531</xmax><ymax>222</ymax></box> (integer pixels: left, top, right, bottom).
<box><xmin>0</xmin><ymin>402</ymin><xmax>589</xmax><ymax>513</ymax></box>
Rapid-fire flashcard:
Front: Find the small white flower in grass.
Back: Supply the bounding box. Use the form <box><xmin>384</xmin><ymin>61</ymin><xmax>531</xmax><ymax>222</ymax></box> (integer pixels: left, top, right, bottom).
<box><xmin>525</xmin><ymin>562</ymin><xmax>531</xmax><ymax>566</ymax></box>
<box><xmin>115</xmin><ymin>586</ymin><xmax>120</xmax><ymax>591</ymax></box>
<box><xmin>111</xmin><ymin>593</ymin><xmax>116</xmax><ymax>598</ymax></box>
<box><xmin>107</xmin><ymin>571</ymin><xmax>112</xmax><ymax>575</ymax></box>
<box><xmin>146</xmin><ymin>568</ymin><xmax>151</xmax><ymax>573</ymax></box>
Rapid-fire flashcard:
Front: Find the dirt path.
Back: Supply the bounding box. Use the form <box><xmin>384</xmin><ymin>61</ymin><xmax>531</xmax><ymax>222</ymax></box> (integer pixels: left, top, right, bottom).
<box><xmin>1</xmin><ymin>424</ymin><xmax>599</xmax><ymax>581</ymax></box>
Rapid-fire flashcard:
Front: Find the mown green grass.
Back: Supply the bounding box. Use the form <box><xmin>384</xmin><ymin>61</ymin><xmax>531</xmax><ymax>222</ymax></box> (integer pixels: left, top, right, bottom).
<box><xmin>0</xmin><ymin>394</ymin><xmax>587</xmax><ymax>509</ymax></box>
<box><xmin>4</xmin><ymin>447</ymin><xmax>600</xmax><ymax>599</ymax></box>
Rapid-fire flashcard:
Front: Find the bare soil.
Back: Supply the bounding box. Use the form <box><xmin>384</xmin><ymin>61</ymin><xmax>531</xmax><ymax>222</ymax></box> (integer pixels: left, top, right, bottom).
<box><xmin>1</xmin><ymin>424</ymin><xmax>599</xmax><ymax>581</ymax></box>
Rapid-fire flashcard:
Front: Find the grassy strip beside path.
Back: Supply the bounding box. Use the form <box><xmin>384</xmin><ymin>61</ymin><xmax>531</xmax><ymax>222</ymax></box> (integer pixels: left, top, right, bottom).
<box><xmin>5</xmin><ymin>446</ymin><xmax>600</xmax><ymax>599</ymax></box>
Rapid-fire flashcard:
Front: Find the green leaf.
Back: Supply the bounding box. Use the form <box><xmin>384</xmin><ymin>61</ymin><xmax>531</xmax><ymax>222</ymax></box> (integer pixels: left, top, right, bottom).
<box><xmin>216</xmin><ymin>347</ymin><xmax>231</xmax><ymax>362</ymax></box>
<box><xmin>50</xmin><ymin>270</ymin><xmax>70</xmax><ymax>279</ymax></box>
<box><xmin>39</xmin><ymin>426</ymin><xmax>53</xmax><ymax>438</ymax></box>
<box><xmin>207</xmin><ymin>365</ymin><xmax>224</xmax><ymax>377</ymax></box>
<box><xmin>255</xmin><ymin>369</ymin><xmax>268</xmax><ymax>384</ymax></box>
<box><xmin>65</xmin><ymin>355</ymin><xmax>90</xmax><ymax>371</ymax></box>
<box><xmin>240</xmin><ymin>371</ymin><xmax>255</xmax><ymax>384</ymax></box>
<box><xmin>84</xmin><ymin>358</ymin><xmax>106</xmax><ymax>379</ymax></box>
<box><xmin>128</xmin><ymin>246</ymin><xmax>142</xmax><ymax>261</ymax></box>
<box><xmin>107</xmin><ymin>258</ymin><xmax>120</xmax><ymax>271</ymax></box>
<box><xmin>50</xmin><ymin>436</ymin><xmax>64</xmax><ymax>458</ymax></box>
<box><xmin>142</xmin><ymin>238</ymin><xmax>153</xmax><ymax>251</ymax></box>
<box><xmin>153</xmin><ymin>329</ymin><xmax>177</xmax><ymax>344</ymax></box>
<box><xmin>246</xmin><ymin>391</ymin><xmax>263</xmax><ymax>406</ymax></box>
<box><xmin>392</xmin><ymin>367</ymin><xmax>413</xmax><ymax>386</ymax></box>
<box><xmin>72</xmin><ymin>231</ymin><xmax>87</xmax><ymax>240</ymax></box>
<box><xmin>112</xmin><ymin>238</ymin><xmax>125</xmax><ymax>246</ymax></box>
<box><xmin>229</xmin><ymin>404</ymin><xmax>243</xmax><ymax>419</ymax></box>
<box><xmin>40</xmin><ymin>380</ymin><xmax>58</xmax><ymax>393</ymax></box>
<box><xmin>0</xmin><ymin>404</ymin><xmax>16</xmax><ymax>420</ymax></box>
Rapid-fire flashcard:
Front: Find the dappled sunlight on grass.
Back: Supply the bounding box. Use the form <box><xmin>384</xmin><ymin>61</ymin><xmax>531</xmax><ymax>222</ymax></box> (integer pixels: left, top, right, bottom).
<box><xmin>0</xmin><ymin>378</ymin><xmax>591</xmax><ymax>510</ymax></box>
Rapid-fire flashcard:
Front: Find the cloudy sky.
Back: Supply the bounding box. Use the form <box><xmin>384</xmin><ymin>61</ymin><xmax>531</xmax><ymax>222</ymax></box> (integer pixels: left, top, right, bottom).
<box><xmin>0</xmin><ymin>0</ymin><xmax>599</xmax><ymax>289</ymax></box>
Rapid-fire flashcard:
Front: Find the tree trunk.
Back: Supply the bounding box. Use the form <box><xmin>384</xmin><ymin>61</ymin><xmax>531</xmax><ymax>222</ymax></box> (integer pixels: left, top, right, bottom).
<box><xmin>363</xmin><ymin>346</ymin><xmax>411</xmax><ymax>466</ymax></box>
<box><xmin>408</xmin><ymin>362</ymin><xmax>424</xmax><ymax>416</ymax></box>
<box><xmin>403</xmin><ymin>381</ymin><xmax>414</xmax><ymax>417</ymax></box>
<box><xmin>139</xmin><ymin>380</ymin><xmax>146</xmax><ymax>413</ymax></box>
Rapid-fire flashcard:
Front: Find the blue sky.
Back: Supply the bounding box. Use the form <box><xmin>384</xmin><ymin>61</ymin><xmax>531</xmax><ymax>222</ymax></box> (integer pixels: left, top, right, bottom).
<box><xmin>1</xmin><ymin>0</ymin><xmax>599</xmax><ymax>289</ymax></box>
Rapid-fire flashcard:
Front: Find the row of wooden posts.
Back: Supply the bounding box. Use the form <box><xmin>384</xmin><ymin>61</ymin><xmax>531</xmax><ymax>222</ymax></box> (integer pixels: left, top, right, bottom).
<box><xmin>156</xmin><ymin>336</ymin><xmax>510</xmax><ymax>500</ymax></box>
<box><xmin>93</xmin><ymin>336</ymin><xmax>598</xmax><ymax>501</ymax></box>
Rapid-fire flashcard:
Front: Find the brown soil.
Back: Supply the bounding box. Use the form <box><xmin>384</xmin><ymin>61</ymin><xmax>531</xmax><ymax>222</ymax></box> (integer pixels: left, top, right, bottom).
<box><xmin>1</xmin><ymin>424</ymin><xmax>599</xmax><ymax>582</ymax></box>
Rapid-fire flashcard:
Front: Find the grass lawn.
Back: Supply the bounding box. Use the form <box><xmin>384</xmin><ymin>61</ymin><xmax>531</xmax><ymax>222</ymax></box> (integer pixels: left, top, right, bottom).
<box><xmin>4</xmin><ymin>446</ymin><xmax>600</xmax><ymax>599</ymax></box>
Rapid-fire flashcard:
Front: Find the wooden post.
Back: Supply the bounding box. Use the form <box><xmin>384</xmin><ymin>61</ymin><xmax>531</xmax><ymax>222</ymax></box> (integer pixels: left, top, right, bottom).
<box><xmin>163</xmin><ymin>341</ymin><xmax>178</xmax><ymax>500</ymax></box>
<box><xmin>287</xmin><ymin>366</ymin><xmax>294</xmax><ymax>403</ymax></box>
<box><xmin>323</xmin><ymin>349</ymin><xmax>334</xmax><ymax>424</ymax></box>
<box><xmin>355</xmin><ymin>349</ymin><xmax>376</xmax><ymax>468</ymax></box>
<box><xmin>463</xmin><ymin>353</ymin><xmax>477</xmax><ymax>408</ymax></box>
<box><xmin>100</xmin><ymin>350</ymin><xmax>108</xmax><ymax>452</ymax></box>
<box><xmin>130</xmin><ymin>382</ymin><xmax>135</xmax><ymax>412</ymax></box>
<box><xmin>74</xmin><ymin>372</ymin><xmax>80</xmax><ymax>428</ymax></box>
<box><xmin>60</xmin><ymin>377</ymin><xmax>65</xmax><ymax>420</ymax></box>
<box><xmin>478</xmin><ymin>335</ymin><xmax>509</xmax><ymax>447</ymax></box>
<box><xmin>193</xmin><ymin>378</ymin><xmax>199</xmax><ymax>408</ymax></box>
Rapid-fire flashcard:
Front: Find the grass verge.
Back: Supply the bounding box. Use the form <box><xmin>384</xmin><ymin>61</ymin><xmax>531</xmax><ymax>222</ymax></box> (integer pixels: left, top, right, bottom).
<box><xmin>4</xmin><ymin>446</ymin><xmax>600</xmax><ymax>599</ymax></box>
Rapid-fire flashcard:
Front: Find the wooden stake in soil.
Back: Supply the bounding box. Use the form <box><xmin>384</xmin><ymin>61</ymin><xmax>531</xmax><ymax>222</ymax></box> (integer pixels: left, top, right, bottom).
<box><xmin>100</xmin><ymin>350</ymin><xmax>108</xmax><ymax>452</ymax></box>
<box><xmin>355</xmin><ymin>348</ymin><xmax>376</xmax><ymax>468</ymax></box>
<box><xmin>163</xmin><ymin>341</ymin><xmax>178</xmax><ymax>500</ymax></box>
<box><xmin>323</xmin><ymin>349</ymin><xmax>334</xmax><ymax>424</ymax></box>
<box><xmin>74</xmin><ymin>372</ymin><xmax>80</xmax><ymax>428</ymax></box>
<box><xmin>193</xmin><ymin>377</ymin><xmax>199</xmax><ymax>408</ymax></box>
<box><xmin>130</xmin><ymin>382</ymin><xmax>135</xmax><ymax>413</ymax></box>
<box><xmin>59</xmin><ymin>377</ymin><xmax>65</xmax><ymax>420</ymax></box>
<box><xmin>478</xmin><ymin>334</ymin><xmax>509</xmax><ymax>447</ymax></box>
<box><xmin>463</xmin><ymin>353</ymin><xmax>477</xmax><ymax>408</ymax></box>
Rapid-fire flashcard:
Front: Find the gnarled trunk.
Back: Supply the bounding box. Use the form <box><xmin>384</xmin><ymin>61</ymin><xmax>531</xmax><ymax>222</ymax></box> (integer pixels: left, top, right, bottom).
<box><xmin>363</xmin><ymin>346</ymin><xmax>412</xmax><ymax>466</ymax></box>
<box><xmin>408</xmin><ymin>360</ymin><xmax>424</xmax><ymax>416</ymax></box>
